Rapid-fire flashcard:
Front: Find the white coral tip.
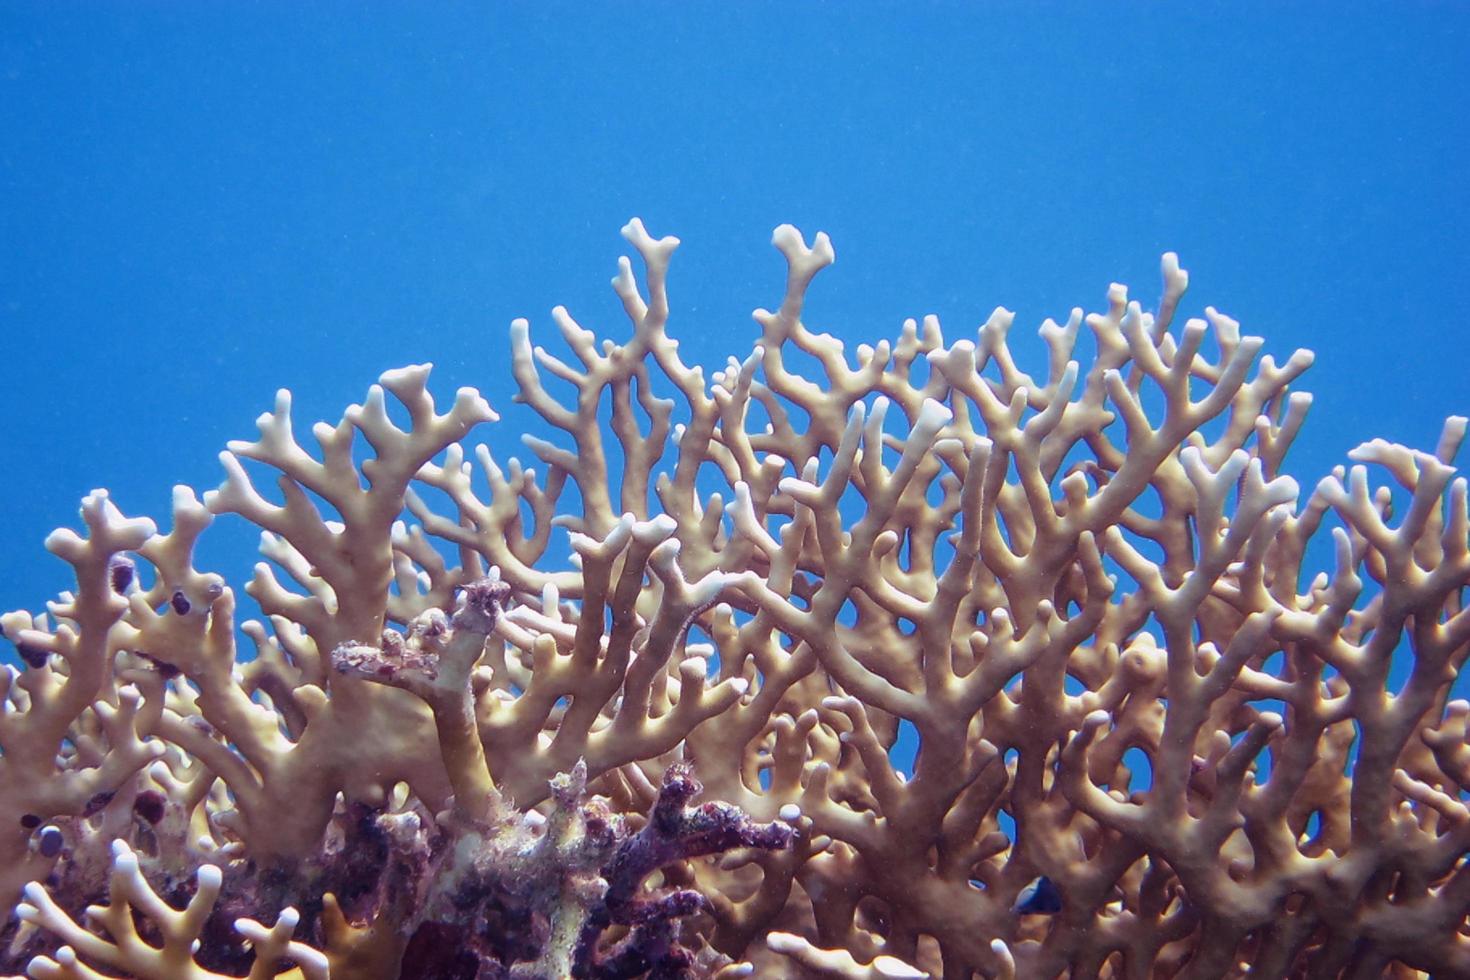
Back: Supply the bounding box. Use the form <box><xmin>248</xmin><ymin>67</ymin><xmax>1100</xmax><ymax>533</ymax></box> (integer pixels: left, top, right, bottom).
<box><xmin>872</xmin><ymin>956</ymin><xmax>927</xmax><ymax>978</ymax></box>
<box><xmin>917</xmin><ymin>397</ymin><xmax>954</xmax><ymax>429</ymax></box>
<box><xmin>197</xmin><ymin>864</ymin><xmax>223</xmax><ymax>889</ymax></box>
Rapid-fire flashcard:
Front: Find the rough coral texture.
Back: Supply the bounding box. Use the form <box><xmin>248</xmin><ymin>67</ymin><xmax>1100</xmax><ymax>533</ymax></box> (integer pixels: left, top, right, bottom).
<box><xmin>2</xmin><ymin>220</ymin><xmax>1468</xmax><ymax>978</ymax></box>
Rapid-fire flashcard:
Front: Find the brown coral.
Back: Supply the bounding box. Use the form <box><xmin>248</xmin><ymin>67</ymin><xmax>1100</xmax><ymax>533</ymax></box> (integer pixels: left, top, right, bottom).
<box><xmin>3</xmin><ymin>220</ymin><xmax>1468</xmax><ymax>977</ymax></box>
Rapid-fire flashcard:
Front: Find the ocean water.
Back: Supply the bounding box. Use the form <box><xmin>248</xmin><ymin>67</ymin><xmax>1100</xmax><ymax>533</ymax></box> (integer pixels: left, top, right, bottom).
<box><xmin>1</xmin><ymin>6</ymin><xmax>1466</xmax><ymax>764</ymax></box>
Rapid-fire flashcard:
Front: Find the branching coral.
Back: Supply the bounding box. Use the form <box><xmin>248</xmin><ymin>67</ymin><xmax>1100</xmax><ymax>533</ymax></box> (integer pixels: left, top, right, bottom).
<box><xmin>2</xmin><ymin>220</ymin><xmax>1468</xmax><ymax>978</ymax></box>
<box><xmin>16</xmin><ymin>839</ymin><xmax>328</xmax><ymax>980</ymax></box>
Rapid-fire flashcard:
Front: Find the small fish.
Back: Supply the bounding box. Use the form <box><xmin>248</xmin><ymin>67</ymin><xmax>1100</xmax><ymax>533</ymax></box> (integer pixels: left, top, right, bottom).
<box><xmin>1013</xmin><ymin>875</ymin><xmax>1062</xmax><ymax>915</ymax></box>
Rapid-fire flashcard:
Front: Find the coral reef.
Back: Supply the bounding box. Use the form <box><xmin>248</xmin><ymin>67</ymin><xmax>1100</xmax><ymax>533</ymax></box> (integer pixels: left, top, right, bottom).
<box><xmin>2</xmin><ymin>220</ymin><xmax>1468</xmax><ymax>977</ymax></box>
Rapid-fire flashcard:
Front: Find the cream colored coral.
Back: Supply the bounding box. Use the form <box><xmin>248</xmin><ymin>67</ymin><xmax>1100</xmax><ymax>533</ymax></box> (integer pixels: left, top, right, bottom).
<box><xmin>4</xmin><ymin>220</ymin><xmax>1468</xmax><ymax>977</ymax></box>
<box><xmin>16</xmin><ymin>841</ymin><xmax>326</xmax><ymax>980</ymax></box>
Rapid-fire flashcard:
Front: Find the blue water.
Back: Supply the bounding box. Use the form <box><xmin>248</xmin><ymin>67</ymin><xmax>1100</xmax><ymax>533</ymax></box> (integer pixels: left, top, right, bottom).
<box><xmin>1</xmin><ymin>5</ymin><xmax>1466</xmax><ymax>745</ymax></box>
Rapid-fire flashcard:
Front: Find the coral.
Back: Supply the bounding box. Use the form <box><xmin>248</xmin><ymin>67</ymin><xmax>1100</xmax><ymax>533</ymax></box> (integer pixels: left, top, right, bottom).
<box><xmin>3</xmin><ymin>219</ymin><xmax>1468</xmax><ymax>978</ymax></box>
<box><xmin>16</xmin><ymin>839</ymin><xmax>328</xmax><ymax>980</ymax></box>
<box><xmin>8</xmin><ymin>762</ymin><xmax>787</xmax><ymax>980</ymax></box>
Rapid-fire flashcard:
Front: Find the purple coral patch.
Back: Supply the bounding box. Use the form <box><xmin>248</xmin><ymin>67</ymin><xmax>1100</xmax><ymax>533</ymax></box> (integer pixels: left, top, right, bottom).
<box><xmin>15</xmin><ymin>642</ymin><xmax>47</xmax><ymax>669</ymax></box>
<box><xmin>108</xmin><ymin>555</ymin><xmax>136</xmax><ymax>593</ymax></box>
<box><xmin>81</xmin><ymin>791</ymin><xmax>115</xmax><ymax>818</ymax></box>
<box><xmin>400</xmin><ymin>921</ymin><xmax>481</xmax><ymax>980</ymax></box>
<box><xmin>133</xmin><ymin>790</ymin><xmax>167</xmax><ymax>825</ymax></box>
<box><xmin>36</xmin><ymin>827</ymin><xmax>63</xmax><ymax>859</ymax></box>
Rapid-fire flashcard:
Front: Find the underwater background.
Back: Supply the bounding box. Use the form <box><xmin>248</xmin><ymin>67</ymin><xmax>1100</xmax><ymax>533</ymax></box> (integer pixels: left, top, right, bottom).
<box><xmin>1</xmin><ymin>2</ymin><xmax>1467</xmax><ymax>714</ymax></box>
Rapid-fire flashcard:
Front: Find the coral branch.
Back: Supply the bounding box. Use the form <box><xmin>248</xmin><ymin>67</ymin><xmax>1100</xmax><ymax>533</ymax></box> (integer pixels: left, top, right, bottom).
<box><xmin>5</xmin><ymin>222</ymin><xmax>1468</xmax><ymax>977</ymax></box>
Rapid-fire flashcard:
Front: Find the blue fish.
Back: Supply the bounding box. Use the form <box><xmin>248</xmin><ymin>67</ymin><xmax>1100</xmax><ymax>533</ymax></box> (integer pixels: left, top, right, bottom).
<box><xmin>1013</xmin><ymin>875</ymin><xmax>1062</xmax><ymax>915</ymax></box>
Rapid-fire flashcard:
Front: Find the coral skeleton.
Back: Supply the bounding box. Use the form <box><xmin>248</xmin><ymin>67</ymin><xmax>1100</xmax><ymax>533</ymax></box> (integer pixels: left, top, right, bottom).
<box><xmin>2</xmin><ymin>220</ymin><xmax>1468</xmax><ymax>977</ymax></box>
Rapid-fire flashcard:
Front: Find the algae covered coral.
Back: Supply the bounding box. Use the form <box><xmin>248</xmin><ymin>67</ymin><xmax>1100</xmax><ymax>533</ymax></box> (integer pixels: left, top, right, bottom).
<box><xmin>2</xmin><ymin>221</ymin><xmax>1468</xmax><ymax>977</ymax></box>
